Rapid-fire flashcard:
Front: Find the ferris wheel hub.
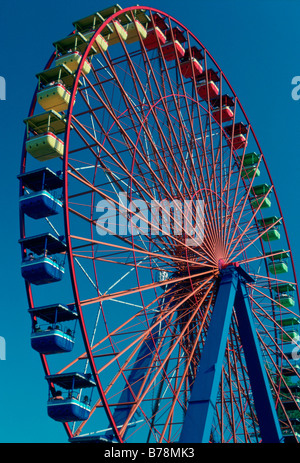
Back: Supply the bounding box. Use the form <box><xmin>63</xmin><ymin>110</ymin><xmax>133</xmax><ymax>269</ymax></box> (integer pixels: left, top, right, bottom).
<box><xmin>218</xmin><ymin>259</ymin><xmax>239</xmax><ymax>270</ymax></box>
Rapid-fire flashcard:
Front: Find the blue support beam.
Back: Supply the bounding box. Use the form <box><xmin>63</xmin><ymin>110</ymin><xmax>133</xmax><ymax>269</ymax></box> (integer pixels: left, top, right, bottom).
<box><xmin>235</xmin><ymin>280</ymin><xmax>284</xmax><ymax>443</ymax></box>
<box><xmin>179</xmin><ymin>266</ymin><xmax>240</xmax><ymax>443</ymax></box>
<box><xmin>179</xmin><ymin>265</ymin><xmax>283</xmax><ymax>443</ymax></box>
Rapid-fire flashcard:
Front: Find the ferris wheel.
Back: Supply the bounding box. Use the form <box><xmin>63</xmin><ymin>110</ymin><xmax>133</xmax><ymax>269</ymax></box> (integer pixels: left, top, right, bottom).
<box><xmin>18</xmin><ymin>4</ymin><xmax>300</xmax><ymax>443</ymax></box>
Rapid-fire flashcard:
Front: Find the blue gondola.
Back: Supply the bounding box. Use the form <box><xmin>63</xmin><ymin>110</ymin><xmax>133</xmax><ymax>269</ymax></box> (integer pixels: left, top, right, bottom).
<box><xmin>46</xmin><ymin>372</ymin><xmax>96</xmax><ymax>422</ymax></box>
<box><xmin>29</xmin><ymin>303</ymin><xmax>78</xmax><ymax>354</ymax></box>
<box><xmin>18</xmin><ymin>167</ymin><xmax>63</xmax><ymax>219</ymax></box>
<box><xmin>19</xmin><ymin>233</ymin><xmax>66</xmax><ymax>285</ymax></box>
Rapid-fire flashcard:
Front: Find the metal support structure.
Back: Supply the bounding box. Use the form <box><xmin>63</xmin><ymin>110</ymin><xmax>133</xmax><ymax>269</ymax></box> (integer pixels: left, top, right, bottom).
<box><xmin>105</xmin><ymin>292</ymin><xmax>170</xmax><ymax>441</ymax></box>
<box><xmin>234</xmin><ymin>280</ymin><xmax>283</xmax><ymax>442</ymax></box>
<box><xmin>179</xmin><ymin>264</ymin><xmax>283</xmax><ymax>443</ymax></box>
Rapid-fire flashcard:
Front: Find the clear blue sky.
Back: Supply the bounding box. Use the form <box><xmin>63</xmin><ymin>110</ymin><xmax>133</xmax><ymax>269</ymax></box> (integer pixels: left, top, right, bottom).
<box><xmin>0</xmin><ymin>0</ymin><xmax>300</xmax><ymax>443</ymax></box>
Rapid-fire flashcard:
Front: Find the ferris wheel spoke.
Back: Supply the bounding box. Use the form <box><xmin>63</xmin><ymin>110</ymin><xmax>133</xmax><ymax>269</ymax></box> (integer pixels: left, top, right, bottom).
<box><xmin>70</xmin><ymin>284</ymin><xmax>210</xmax><ymax>439</ymax></box>
<box><xmin>248</xmin><ymin>273</ymin><xmax>297</xmax><ymax>286</ymax></box>
<box><xmin>238</xmin><ymin>248</ymin><xmax>290</xmax><ymax>267</ymax></box>
<box><xmin>104</xmin><ymin>311</ymin><xmax>184</xmax><ymax>426</ymax></box>
<box><xmin>228</xmin><ymin>216</ymin><xmax>282</xmax><ymax>263</ymax></box>
<box><xmin>226</xmin><ymin>186</ymin><xmax>274</xmax><ymax>262</ymax></box>
<box><xmin>67</xmin><ymin>167</ymin><xmax>214</xmax><ymax>264</ymax></box>
<box><xmin>139</xmin><ymin>25</ymin><xmax>207</xmax><ymax>202</ymax></box>
<box><xmin>80</xmin><ymin>269</ymin><xmax>214</xmax><ymax>308</ymax></box>
<box><xmin>230</xmin><ymin>313</ymin><xmax>260</xmax><ymax>440</ymax></box>
<box><xmin>74</xmin><ymin>89</ymin><xmax>144</xmax><ymax>181</ymax></box>
<box><xmin>224</xmin><ymin>155</ymin><xmax>264</xmax><ymax>257</ymax></box>
<box><xmin>221</xmin><ymin>138</ymin><xmax>250</xmax><ymax>251</ymax></box>
<box><xmin>177</xmin><ymin>100</ymin><xmax>217</xmax><ymax>239</ymax></box>
<box><xmin>69</xmin><ymin>215</ymin><xmax>213</xmax><ymax>267</ymax></box>
<box><xmin>150</xmin><ymin>31</ymin><xmax>201</xmax><ymax>201</ymax></box>
<box><xmin>87</xmin><ymin>55</ymin><xmax>196</xmax><ymax>203</ymax></box>
<box><xmin>74</xmin><ymin>96</ymin><xmax>167</xmax><ymax>198</ymax></box>
<box><xmin>58</xmin><ymin>289</ymin><xmax>179</xmax><ymax>379</ymax></box>
<box><xmin>224</xmin><ymin>348</ymin><xmax>240</xmax><ymax>442</ymax></box>
<box><xmin>138</xmin><ymin>24</ymin><xmax>219</xmax><ymax>242</ymax></box>
<box><xmin>246</xmin><ymin>293</ymin><xmax>300</xmax><ymax>389</ymax></box>
<box><xmin>67</xmin><ymin>159</ymin><xmax>206</xmax><ymax>258</ymax></box>
<box><xmin>68</xmin><ymin>201</ymin><xmax>176</xmax><ymax>263</ymax></box>
<box><xmin>203</xmin><ymin>52</ymin><xmax>222</xmax><ymax>239</ymax></box>
<box><xmin>94</xmin><ymin>280</ymin><xmax>211</xmax><ymax>376</ymax></box>
<box><xmin>70</xmin><ymin>109</ymin><xmax>200</xmax><ymax>226</ymax></box>
<box><xmin>157</xmin><ymin>289</ymin><xmax>214</xmax><ymax>442</ymax></box>
<box><xmin>249</xmin><ymin>285</ymin><xmax>299</xmax><ymax>326</ymax></box>
<box><xmin>115</xmin><ymin>280</ymin><xmax>215</xmax><ymax>439</ymax></box>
